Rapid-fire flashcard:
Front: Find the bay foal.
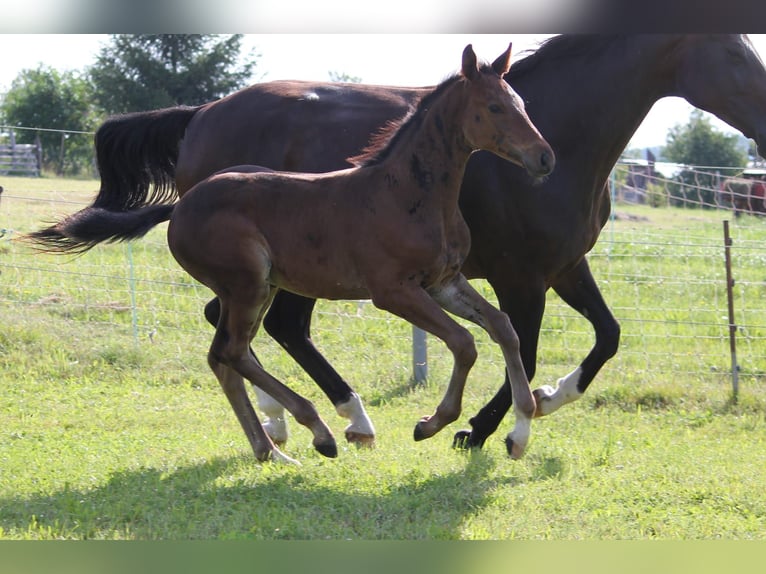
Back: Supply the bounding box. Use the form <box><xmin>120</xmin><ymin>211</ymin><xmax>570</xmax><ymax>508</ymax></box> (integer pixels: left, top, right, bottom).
<box><xmin>168</xmin><ymin>44</ymin><xmax>553</xmax><ymax>462</ymax></box>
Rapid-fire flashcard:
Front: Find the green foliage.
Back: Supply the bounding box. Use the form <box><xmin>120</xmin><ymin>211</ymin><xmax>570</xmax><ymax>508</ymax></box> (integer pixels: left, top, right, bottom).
<box><xmin>89</xmin><ymin>34</ymin><xmax>258</xmax><ymax>114</ymax></box>
<box><xmin>1</xmin><ymin>66</ymin><xmax>98</xmax><ymax>175</ymax></box>
<box><xmin>646</xmin><ymin>181</ymin><xmax>668</xmax><ymax>207</ymax></box>
<box><xmin>664</xmin><ymin>110</ymin><xmax>748</xmax><ymax>208</ymax></box>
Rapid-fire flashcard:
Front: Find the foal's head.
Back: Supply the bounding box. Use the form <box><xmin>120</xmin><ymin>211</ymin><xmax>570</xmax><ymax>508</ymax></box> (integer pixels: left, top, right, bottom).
<box><xmin>460</xmin><ymin>43</ymin><xmax>555</xmax><ymax>178</ymax></box>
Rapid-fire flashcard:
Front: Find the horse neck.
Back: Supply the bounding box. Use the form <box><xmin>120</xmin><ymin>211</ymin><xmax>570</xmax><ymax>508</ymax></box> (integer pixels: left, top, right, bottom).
<box><xmin>522</xmin><ymin>36</ymin><xmax>684</xmax><ymax>178</ymax></box>
<box><xmin>377</xmin><ymin>81</ymin><xmax>473</xmax><ymax>211</ymax></box>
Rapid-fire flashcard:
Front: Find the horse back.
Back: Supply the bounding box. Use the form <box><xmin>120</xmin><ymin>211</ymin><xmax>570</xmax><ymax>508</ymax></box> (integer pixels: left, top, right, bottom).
<box><xmin>175</xmin><ymin>80</ymin><xmax>429</xmax><ymax>194</ymax></box>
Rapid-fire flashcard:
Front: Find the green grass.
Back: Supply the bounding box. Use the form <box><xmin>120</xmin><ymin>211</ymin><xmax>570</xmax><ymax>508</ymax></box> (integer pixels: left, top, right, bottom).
<box><xmin>1</xmin><ymin>176</ymin><xmax>765</xmax><ymax>539</ymax></box>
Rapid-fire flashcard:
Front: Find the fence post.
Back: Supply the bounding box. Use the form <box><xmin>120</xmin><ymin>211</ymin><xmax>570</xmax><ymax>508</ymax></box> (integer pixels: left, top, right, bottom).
<box><xmin>723</xmin><ymin>220</ymin><xmax>739</xmax><ymax>399</ymax></box>
<box><xmin>412</xmin><ymin>326</ymin><xmax>427</xmax><ymax>384</ymax></box>
<box><xmin>127</xmin><ymin>243</ymin><xmax>139</xmax><ymax>345</ymax></box>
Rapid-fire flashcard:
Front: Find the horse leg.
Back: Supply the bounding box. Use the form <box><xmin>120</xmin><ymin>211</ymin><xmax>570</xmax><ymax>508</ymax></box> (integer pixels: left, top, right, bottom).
<box><xmin>537</xmin><ymin>259</ymin><xmax>620</xmax><ymax>416</ymax></box>
<box><xmin>206</xmin><ymin>298</ymin><xmax>297</xmax><ymax>464</ymax></box>
<box><xmin>432</xmin><ymin>275</ymin><xmax>536</xmax><ymax>459</ymax></box>
<box><xmin>205</xmin><ymin>294</ymin><xmax>375</xmax><ymax>447</ymax></box>
<box><xmin>453</xmin><ymin>279</ymin><xmax>545</xmax><ymax>450</ymax></box>
<box><xmin>204</xmin><ymin>297</ymin><xmax>289</xmax><ymax>446</ymax></box>
<box><xmin>370</xmin><ymin>284</ymin><xmax>483</xmax><ymax>441</ymax></box>
<box><xmin>207</xmin><ymin>353</ymin><xmax>299</xmax><ymax>465</ymax></box>
<box><xmin>264</xmin><ymin>291</ymin><xmax>375</xmax><ymax>446</ymax></box>
<box><xmin>212</xmin><ymin>286</ymin><xmax>337</xmax><ymax>459</ymax></box>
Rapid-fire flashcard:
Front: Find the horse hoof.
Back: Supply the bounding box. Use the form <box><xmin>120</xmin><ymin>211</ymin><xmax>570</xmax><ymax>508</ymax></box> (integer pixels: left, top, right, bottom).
<box><xmin>413</xmin><ymin>422</ymin><xmax>428</xmax><ymax>441</ymax></box>
<box><xmin>314</xmin><ymin>440</ymin><xmax>338</xmax><ymax>458</ymax></box>
<box><xmin>452</xmin><ymin>430</ymin><xmax>471</xmax><ymax>449</ymax></box>
<box><xmin>345</xmin><ymin>431</ymin><xmax>376</xmax><ymax>448</ymax></box>
<box><xmin>452</xmin><ymin>429</ymin><xmax>486</xmax><ymax>450</ymax></box>
<box><xmin>504</xmin><ymin>436</ymin><xmax>525</xmax><ymax>460</ymax></box>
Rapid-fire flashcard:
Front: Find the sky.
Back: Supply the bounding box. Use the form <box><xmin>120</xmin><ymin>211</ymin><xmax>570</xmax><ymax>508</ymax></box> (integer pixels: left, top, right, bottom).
<box><xmin>1</xmin><ymin>33</ymin><xmax>765</xmax><ymax>150</ymax></box>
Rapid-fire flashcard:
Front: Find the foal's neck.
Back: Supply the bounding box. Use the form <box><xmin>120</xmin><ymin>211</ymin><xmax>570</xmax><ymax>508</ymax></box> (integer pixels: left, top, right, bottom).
<box><xmin>378</xmin><ymin>81</ymin><xmax>472</xmax><ymax>204</ymax></box>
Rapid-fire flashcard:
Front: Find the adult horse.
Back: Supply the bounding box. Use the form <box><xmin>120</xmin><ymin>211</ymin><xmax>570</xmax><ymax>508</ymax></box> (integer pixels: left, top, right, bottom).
<box><xmin>29</xmin><ymin>35</ymin><xmax>766</xmax><ymax>455</ymax></box>
<box><xmin>34</xmin><ymin>44</ymin><xmax>554</xmax><ymax>463</ymax></box>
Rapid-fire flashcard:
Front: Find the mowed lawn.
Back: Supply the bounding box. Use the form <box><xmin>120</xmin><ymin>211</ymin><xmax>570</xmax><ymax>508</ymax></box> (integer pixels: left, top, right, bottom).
<box><xmin>0</xmin><ymin>176</ymin><xmax>765</xmax><ymax>540</ymax></box>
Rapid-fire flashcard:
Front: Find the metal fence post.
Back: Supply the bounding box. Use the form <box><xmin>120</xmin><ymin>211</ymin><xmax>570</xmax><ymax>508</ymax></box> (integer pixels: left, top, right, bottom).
<box><xmin>723</xmin><ymin>220</ymin><xmax>739</xmax><ymax>399</ymax></box>
<box><xmin>412</xmin><ymin>326</ymin><xmax>427</xmax><ymax>384</ymax></box>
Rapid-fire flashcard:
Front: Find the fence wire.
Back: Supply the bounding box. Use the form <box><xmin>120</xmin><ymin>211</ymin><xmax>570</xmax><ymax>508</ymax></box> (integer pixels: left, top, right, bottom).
<box><xmin>1</xmin><ymin>163</ymin><xmax>765</xmax><ymax>394</ymax></box>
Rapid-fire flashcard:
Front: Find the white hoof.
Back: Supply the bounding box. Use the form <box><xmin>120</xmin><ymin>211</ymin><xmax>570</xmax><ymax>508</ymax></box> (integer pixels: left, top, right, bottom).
<box><xmin>336</xmin><ymin>393</ymin><xmax>376</xmax><ymax>446</ymax></box>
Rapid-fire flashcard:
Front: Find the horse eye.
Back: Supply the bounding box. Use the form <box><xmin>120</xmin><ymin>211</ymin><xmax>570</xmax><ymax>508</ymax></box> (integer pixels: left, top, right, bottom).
<box><xmin>488</xmin><ymin>104</ymin><xmax>503</xmax><ymax>114</ymax></box>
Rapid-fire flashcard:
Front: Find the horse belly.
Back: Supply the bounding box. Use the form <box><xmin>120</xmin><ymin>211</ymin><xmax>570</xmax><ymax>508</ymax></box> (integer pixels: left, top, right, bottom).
<box><xmin>265</xmin><ymin>232</ymin><xmax>372</xmax><ymax>301</ymax></box>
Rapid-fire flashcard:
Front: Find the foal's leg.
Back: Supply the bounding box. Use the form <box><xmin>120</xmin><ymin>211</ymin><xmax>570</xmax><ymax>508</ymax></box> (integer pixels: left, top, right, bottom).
<box><xmin>215</xmin><ymin>293</ymin><xmax>338</xmax><ymax>459</ymax></box>
<box><xmin>208</xmin><ymin>350</ymin><xmax>299</xmax><ymax>465</ymax></box>
<box><xmin>204</xmin><ymin>297</ymin><xmax>289</xmax><ymax>446</ymax></box>
<box><xmin>370</xmin><ymin>285</ymin><xmax>480</xmax><ymax>440</ymax></box>
<box><xmin>206</xmin><ymin>294</ymin><xmax>376</xmax><ymax>447</ymax></box>
<box><xmin>431</xmin><ymin>275</ymin><xmax>536</xmax><ymax>459</ymax></box>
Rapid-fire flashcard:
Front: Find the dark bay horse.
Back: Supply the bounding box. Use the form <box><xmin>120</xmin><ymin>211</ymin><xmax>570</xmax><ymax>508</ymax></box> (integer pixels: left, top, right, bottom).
<box><xmin>34</xmin><ymin>45</ymin><xmax>554</xmax><ymax>463</ymax></box>
<box><xmin>29</xmin><ymin>35</ymin><xmax>766</xmax><ymax>456</ymax></box>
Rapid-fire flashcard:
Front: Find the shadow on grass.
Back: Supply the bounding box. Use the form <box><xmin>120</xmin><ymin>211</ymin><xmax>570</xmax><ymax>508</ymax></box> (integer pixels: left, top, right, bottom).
<box><xmin>0</xmin><ymin>451</ymin><xmax>507</xmax><ymax>540</ymax></box>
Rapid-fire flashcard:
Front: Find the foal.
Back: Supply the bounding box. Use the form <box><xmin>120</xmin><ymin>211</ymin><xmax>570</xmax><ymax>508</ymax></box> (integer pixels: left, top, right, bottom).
<box><xmin>167</xmin><ymin>44</ymin><xmax>554</xmax><ymax>463</ymax></box>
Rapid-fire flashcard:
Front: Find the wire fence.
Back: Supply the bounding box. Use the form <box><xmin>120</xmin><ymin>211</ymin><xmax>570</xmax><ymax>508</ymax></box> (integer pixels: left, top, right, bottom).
<box><xmin>1</xmin><ymin>161</ymin><xmax>765</xmax><ymax>395</ymax></box>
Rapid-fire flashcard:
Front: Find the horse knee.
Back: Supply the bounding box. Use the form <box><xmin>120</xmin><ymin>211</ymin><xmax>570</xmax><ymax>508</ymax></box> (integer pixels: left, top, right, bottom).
<box><xmin>449</xmin><ymin>328</ymin><xmax>478</xmax><ymax>369</ymax></box>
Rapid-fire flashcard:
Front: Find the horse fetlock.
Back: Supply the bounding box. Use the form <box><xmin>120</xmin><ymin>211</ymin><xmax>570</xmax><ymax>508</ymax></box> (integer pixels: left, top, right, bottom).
<box><xmin>533</xmin><ymin>368</ymin><xmax>583</xmax><ymax>417</ymax></box>
<box><xmin>512</xmin><ymin>389</ymin><xmax>536</xmax><ymax>421</ymax></box>
<box><xmin>335</xmin><ymin>392</ymin><xmax>376</xmax><ymax>443</ymax></box>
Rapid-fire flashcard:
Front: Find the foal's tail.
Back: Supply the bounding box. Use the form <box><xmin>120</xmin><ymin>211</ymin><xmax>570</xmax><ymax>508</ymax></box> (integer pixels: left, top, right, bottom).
<box><xmin>26</xmin><ymin>105</ymin><xmax>199</xmax><ymax>253</ymax></box>
<box><xmin>25</xmin><ymin>204</ymin><xmax>176</xmax><ymax>254</ymax></box>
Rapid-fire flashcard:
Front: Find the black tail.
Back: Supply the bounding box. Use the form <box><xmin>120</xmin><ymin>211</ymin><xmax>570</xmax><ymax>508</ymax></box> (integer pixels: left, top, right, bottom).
<box><xmin>27</xmin><ymin>105</ymin><xmax>198</xmax><ymax>253</ymax></box>
<box><xmin>25</xmin><ymin>204</ymin><xmax>175</xmax><ymax>254</ymax></box>
<box><xmin>93</xmin><ymin>105</ymin><xmax>200</xmax><ymax>211</ymax></box>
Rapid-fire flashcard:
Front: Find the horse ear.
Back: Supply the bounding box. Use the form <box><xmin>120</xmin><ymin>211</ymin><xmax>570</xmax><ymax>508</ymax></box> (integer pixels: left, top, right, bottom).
<box><xmin>492</xmin><ymin>42</ymin><xmax>513</xmax><ymax>76</ymax></box>
<box><xmin>461</xmin><ymin>44</ymin><xmax>479</xmax><ymax>80</ymax></box>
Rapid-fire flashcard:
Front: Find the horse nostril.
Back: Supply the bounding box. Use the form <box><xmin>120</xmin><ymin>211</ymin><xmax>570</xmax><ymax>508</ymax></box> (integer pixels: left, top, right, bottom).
<box><xmin>540</xmin><ymin>150</ymin><xmax>554</xmax><ymax>174</ymax></box>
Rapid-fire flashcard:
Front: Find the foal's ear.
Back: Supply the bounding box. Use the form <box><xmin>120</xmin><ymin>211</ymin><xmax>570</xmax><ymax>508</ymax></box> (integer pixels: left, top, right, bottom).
<box><xmin>491</xmin><ymin>42</ymin><xmax>513</xmax><ymax>76</ymax></box>
<box><xmin>461</xmin><ymin>44</ymin><xmax>479</xmax><ymax>80</ymax></box>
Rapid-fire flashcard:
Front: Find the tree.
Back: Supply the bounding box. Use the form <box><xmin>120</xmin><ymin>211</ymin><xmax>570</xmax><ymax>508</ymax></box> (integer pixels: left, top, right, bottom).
<box><xmin>89</xmin><ymin>34</ymin><xmax>258</xmax><ymax>114</ymax></box>
<box><xmin>1</xmin><ymin>65</ymin><xmax>97</xmax><ymax>175</ymax></box>
<box><xmin>663</xmin><ymin>110</ymin><xmax>748</xmax><ymax>208</ymax></box>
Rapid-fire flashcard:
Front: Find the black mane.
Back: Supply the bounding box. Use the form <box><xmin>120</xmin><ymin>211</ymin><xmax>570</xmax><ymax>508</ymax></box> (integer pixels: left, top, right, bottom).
<box><xmin>508</xmin><ymin>35</ymin><xmax>621</xmax><ymax>80</ymax></box>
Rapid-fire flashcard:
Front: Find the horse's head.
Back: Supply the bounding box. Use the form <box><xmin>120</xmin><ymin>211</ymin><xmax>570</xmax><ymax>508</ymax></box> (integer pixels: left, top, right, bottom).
<box><xmin>460</xmin><ymin>43</ymin><xmax>555</xmax><ymax>178</ymax></box>
<box><xmin>675</xmin><ymin>34</ymin><xmax>766</xmax><ymax>159</ymax></box>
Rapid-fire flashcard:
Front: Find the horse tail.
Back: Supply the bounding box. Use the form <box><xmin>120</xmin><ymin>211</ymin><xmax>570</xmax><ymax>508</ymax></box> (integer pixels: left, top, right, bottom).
<box><xmin>26</xmin><ymin>105</ymin><xmax>198</xmax><ymax>253</ymax></box>
<box><xmin>93</xmin><ymin>105</ymin><xmax>200</xmax><ymax>211</ymax></box>
<box><xmin>25</xmin><ymin>204</ymin><xmax>175</xmax><ymax>254</ymax></box>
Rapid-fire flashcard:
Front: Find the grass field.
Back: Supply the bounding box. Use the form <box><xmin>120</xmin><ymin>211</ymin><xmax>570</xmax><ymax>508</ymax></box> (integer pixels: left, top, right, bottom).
<box><xmin>0</xmin><ymin>175</ymin><xmax>765</xmax><ymax>540</ymax></box>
